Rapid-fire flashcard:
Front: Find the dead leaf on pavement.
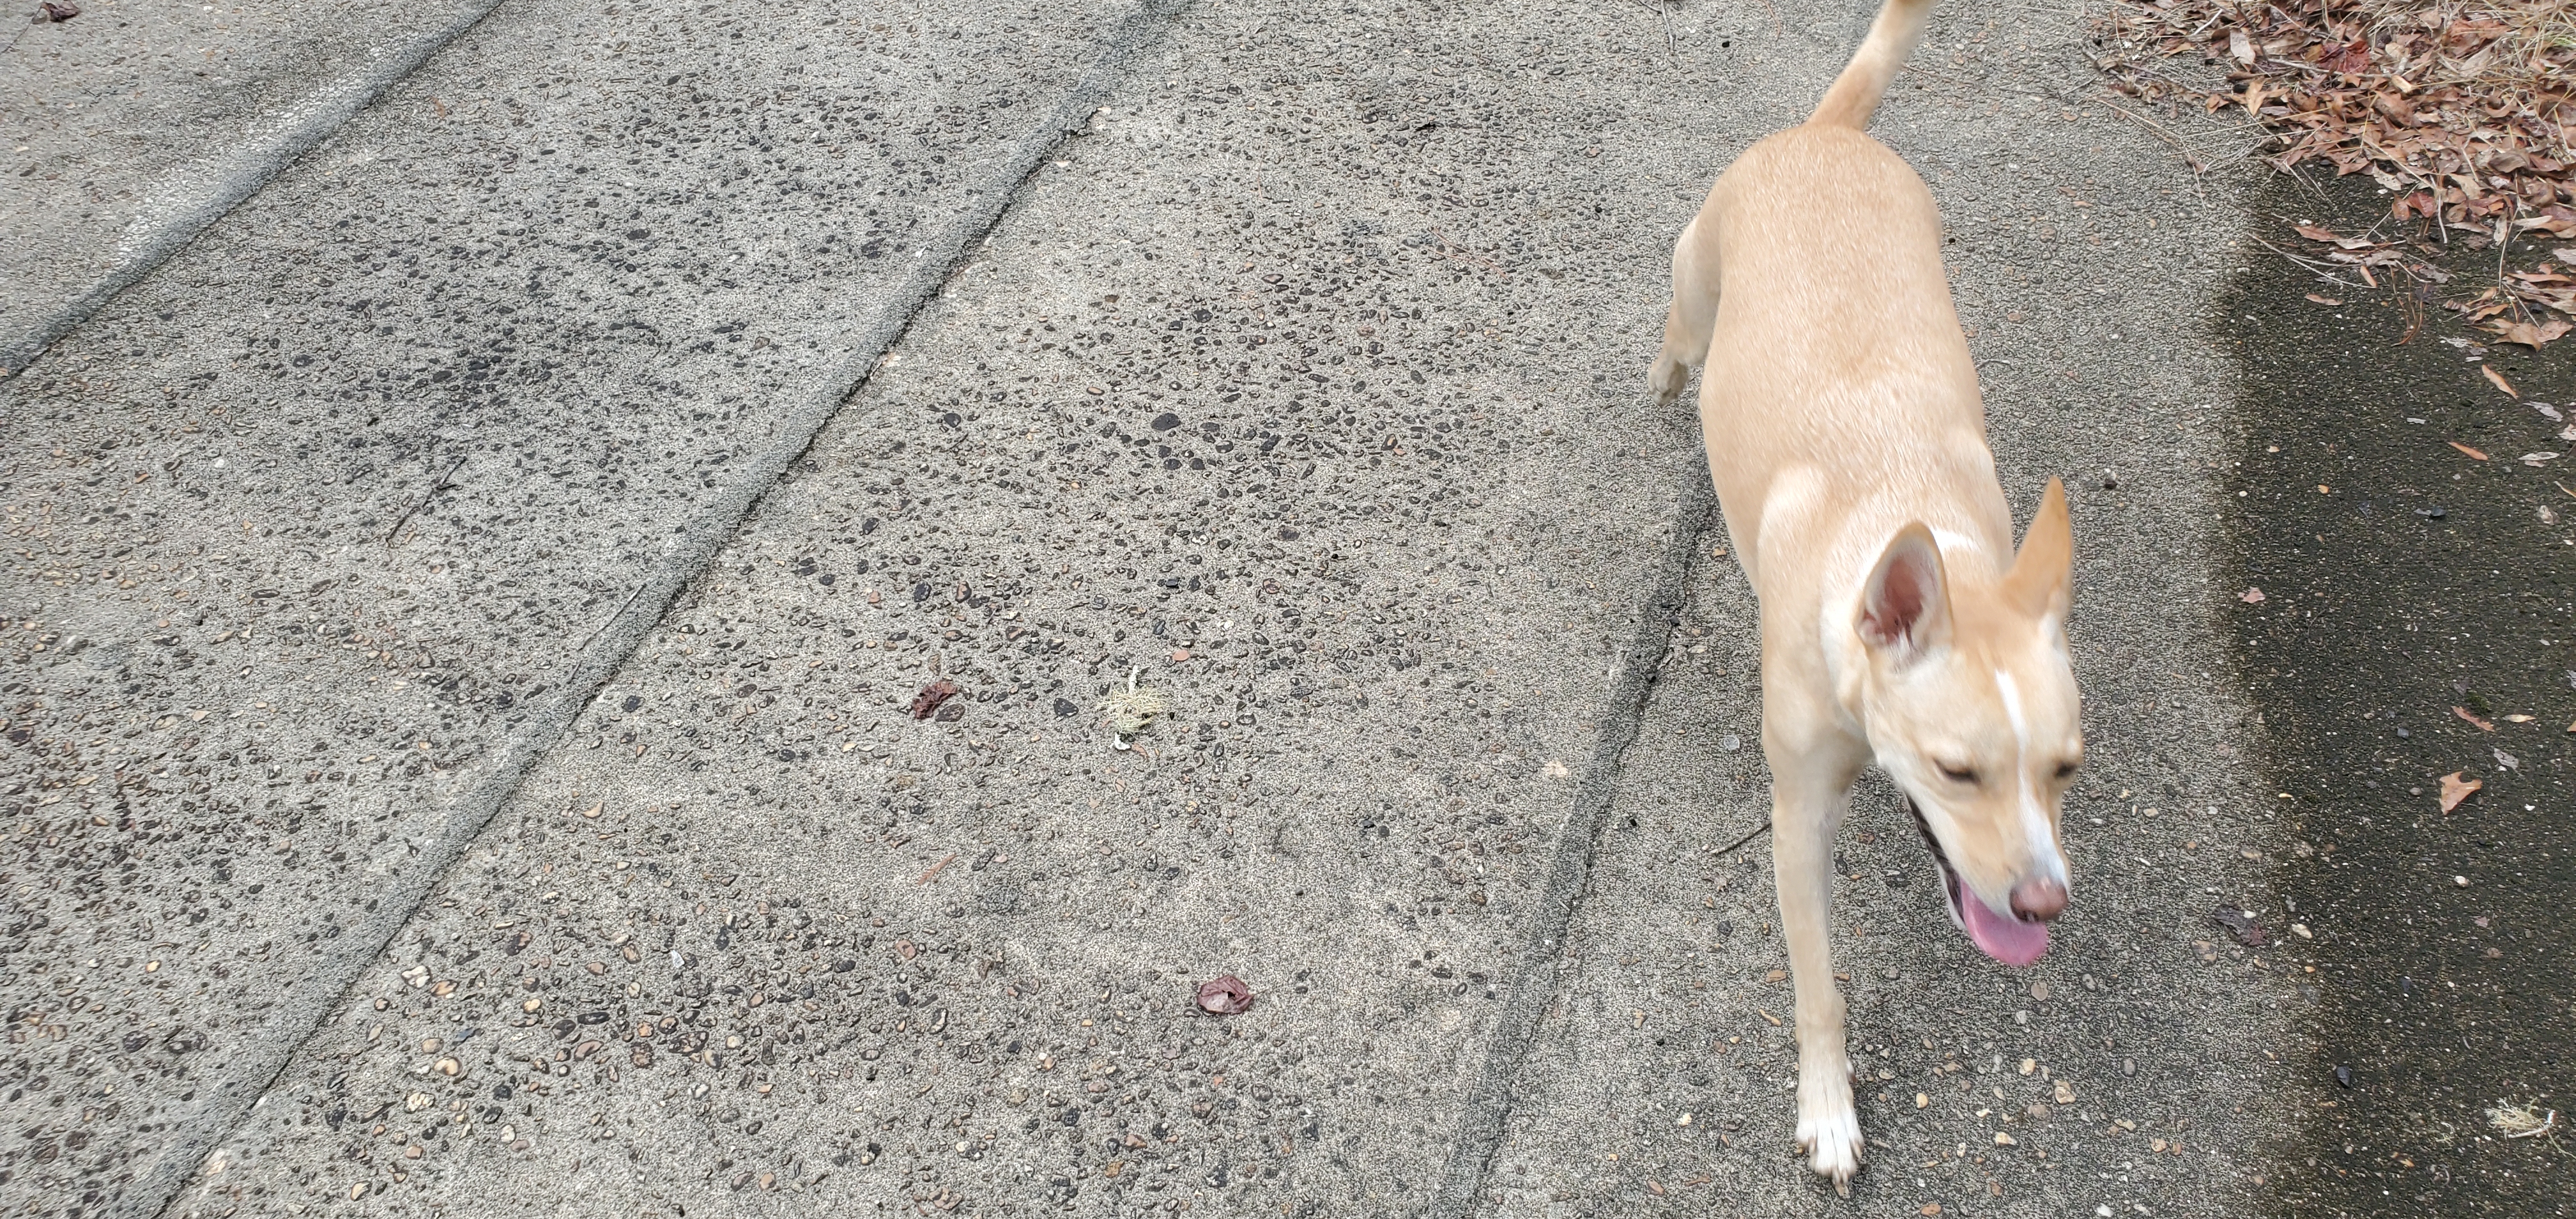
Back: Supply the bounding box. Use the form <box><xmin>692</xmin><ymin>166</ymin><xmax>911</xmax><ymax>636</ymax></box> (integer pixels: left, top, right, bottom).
<box><xmin>38</xmin><ymin>2</ymin><xmax>78</xmax><ymax>20</ymax></box>
<box><xmin>910</xmin><ymin>678</ymin><xmax>962</xmax><ymax>720</ymax></box>
<box><xmin>2240</xmin><ymin>587</ymin><xmax>2267</xmax><ymax>603</ymax></box>
<box><xmin>2455</xmin><ymin>705</ymin><xmax>2496</xmax><ymax>731</ymax></box>
<box><xmin>2484</xmin><ymin>366</ymin><xmax>2522</xmax><ymax>397</ymax></box>
<box><xmin>2293</xmin><ymin>225</ymin><xmax>2373</xmax><ymax>249</ymax></box>
<box><xmin>2450</xmin><ymin>441</ymin><xmax>2491</xmax><ymax>461</ymax></box>
<box><xmin>1195</xmin><ymin>975</ymin><xmax>1255</xmax><ymax>1015</ymax></box>
<box><xmin>2498</xmin><ymin>319</ymin><xmax>2572</xmax><ymax>348</ymax></box>
<box><xmin>2439</xmin><ymin>771</ymin><xmax>2483</xmax><ymax>813</ymax></box>
<box><xmin>2213</xmin><ymin>907</ymin><xmax>2269</xmax><ymax>946</ymax></box>
<box><xmin>2306</xmin><ymin>293</ymin><xmax>2345</xmax><ymax>305</ymax></box>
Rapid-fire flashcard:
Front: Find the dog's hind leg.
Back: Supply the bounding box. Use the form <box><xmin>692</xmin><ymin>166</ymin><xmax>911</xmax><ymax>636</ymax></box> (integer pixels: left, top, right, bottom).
<box><xmin>1767</xmin><ymin>730</ymin><xmax>1867</xmax><ymax>1192</ymax></box>
<box><xmin>1647</xmin><ymin>215</ymin><xmax>1719</xmax><ymax>405</ymax></box>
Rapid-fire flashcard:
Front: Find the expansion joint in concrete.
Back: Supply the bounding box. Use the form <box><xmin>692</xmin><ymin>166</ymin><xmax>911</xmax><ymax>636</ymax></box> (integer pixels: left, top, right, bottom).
<box><xmin>0</xmin><ymin>1</ymin><xmax>518</xmax><ymax>378</ymax></box>
<box><xmin>128</xmin><ymin>1</ymin><xmax>1196</xmax><ymax>1215</ymax></box>
<box><xmin>1427</xmin><ymin>470</ymin><xmax>1717</xmax><ymax>1218</ymax></box>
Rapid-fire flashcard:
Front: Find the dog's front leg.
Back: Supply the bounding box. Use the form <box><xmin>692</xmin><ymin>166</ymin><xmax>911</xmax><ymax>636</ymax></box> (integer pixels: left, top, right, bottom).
<box><xmin>1770</xmin><ymin>740</ymin><xmax>1864</xmax><ymax>1192</ymax></box>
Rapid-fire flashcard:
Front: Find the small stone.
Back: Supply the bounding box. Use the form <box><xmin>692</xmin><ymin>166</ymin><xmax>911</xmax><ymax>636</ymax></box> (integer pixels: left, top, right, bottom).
<box><xmin>2029</xmin><ymin>980</ymin><xmax>2050</xmax><ymax>1000</ymax></box>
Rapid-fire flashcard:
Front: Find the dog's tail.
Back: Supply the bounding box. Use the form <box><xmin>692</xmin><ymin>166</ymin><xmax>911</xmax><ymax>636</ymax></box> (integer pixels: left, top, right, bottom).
<box><xmin>1809</xmin><ymin>0</ymin><xmax>1933</xmax><ymax>129</ymax></box>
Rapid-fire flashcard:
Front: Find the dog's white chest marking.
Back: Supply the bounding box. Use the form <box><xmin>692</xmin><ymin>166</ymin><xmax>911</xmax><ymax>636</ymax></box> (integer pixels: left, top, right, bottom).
<box><xmin>1993</xmin><ymin>668</ymin><xmax>2062</xmax><ymax>879</ymax></box>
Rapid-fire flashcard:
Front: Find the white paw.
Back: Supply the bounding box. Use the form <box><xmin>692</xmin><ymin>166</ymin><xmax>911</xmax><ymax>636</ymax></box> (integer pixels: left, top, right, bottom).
<box><xmin>1795</xmin><ymin>1065</ymin><xmax>1864</xmax><ymax>1193</ymax></box>
<box><xmin>1646</xmin><ymin>355</ymin><xmax>1692</xmax><ymax>405</ymax></box>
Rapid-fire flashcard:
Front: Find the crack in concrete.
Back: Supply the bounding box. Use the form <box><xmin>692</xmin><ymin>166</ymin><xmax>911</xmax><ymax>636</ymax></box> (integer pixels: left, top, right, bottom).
<box><xmin>127</xmin><ymin>1</ymin><xmax>1195</xmax><ymax>1213</ymax></box>
<box><xmin>1429</xmin><ymin>466</ymin><xmax>1716</xmax><ymax>1217</ymax></box>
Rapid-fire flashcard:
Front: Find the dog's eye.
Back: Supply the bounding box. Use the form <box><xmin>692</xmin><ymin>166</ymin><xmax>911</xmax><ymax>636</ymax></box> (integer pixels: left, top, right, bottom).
<box><xmin>2052</xmin><ymin>761</ymin><xmax>2080</xmax><ymax>780</ymax></box>
<box><xmin>1936</xmin><ymin>763</ymin><xmax>1979</xmax><ymax>785</ymax></box>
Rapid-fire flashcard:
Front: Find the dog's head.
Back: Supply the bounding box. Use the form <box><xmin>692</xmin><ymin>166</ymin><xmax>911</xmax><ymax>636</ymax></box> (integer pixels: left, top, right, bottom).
<box><xmin>1851</xmin><ymin>479</ymin><xmax>2078</xmax><ymax>966</ymax></box>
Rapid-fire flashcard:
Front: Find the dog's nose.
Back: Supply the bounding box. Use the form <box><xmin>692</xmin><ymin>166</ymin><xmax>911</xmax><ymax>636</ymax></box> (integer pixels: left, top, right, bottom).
<box><xmin>2009</xmin><ymin>876</ymin><xmax>2067</xmax><ymax>922</ymax></box>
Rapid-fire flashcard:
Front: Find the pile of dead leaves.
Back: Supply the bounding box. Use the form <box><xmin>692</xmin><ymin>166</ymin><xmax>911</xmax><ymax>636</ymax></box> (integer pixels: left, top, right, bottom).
<box><xmin>2285</xmin><ymin>215</ymin><xmax>2576</xmax><ymax>344</ymax></box>
<box><xmin>2455</xmin><ymin>250</ymin><xmax>2576</xmax><ymax>344</ymax></box>
<box><xmin>2096</xmin><ymin>1</ymin><xmax>2576</xmax><ymax>235</ymax></box>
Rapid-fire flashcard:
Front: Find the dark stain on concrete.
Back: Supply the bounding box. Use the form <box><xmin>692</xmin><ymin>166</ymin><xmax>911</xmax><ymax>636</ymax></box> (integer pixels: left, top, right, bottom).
<box><xmin>2225</xmin><ymin>173</ymin><xmax>2573</xmax><ymax>1218</ymax></box>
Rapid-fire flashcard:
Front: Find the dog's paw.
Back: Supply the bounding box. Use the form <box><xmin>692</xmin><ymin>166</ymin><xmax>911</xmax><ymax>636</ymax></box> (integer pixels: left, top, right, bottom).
<box><xmin>1645</xmin><ymin>355</ymin><xmax>1692</xmax><ymax>405</ymax></box>
<box><xmin>1795</xmin><ymin>1066</ymin><xmax>1864</xmax><ymax>1194</ymax></box>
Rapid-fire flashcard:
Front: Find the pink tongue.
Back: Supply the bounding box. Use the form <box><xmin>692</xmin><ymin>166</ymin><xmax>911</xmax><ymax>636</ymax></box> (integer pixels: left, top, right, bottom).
<box><xmin>1962</xmin><ymin>891</ymin><xmax>2051</xmax><ymax>966</ymax></box>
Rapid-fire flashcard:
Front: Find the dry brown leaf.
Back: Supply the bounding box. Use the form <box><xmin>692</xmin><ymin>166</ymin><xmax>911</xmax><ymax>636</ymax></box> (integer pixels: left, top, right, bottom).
<box><xmin>2455</xmin><ymin>705</ymin><xmax>2497</xmax><ymax>732</ymax></box>
<box><xmin>1195</xmin><ymin>975</ymin><xmax>1255</xmax><ymax>1015</ymax></box>
<box><xmin>2483</xmin><ymin>365</ymin><xmax>2521</xmax><ymax>397</ymax></box>
<box><xmin>2451</xmin><ymin>441</ymin><xmax>2492</xmax><ymax>459</ymax></box>
<box><xmin>2438</xmin><ymin>771</ymin><xmax>2483</xmax><ymax>812</ymax></box>
<box><xmin>910</xmin><ymin>678</ymin><xmax>962</xmax><ymax>720</ymax></box>
<box><xmin>2496</xmin><ymin>318</ymin><xmax>2572</xmax><ymax>348</ymax></box>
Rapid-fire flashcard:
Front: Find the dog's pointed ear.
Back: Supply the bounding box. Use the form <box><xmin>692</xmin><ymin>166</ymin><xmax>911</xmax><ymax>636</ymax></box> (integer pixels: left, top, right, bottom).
<box><xmin>2005</xmin><ymin>477</ymin><xmax>2073</xmax><ymax>622</ymax></box>
<box><xmin>1857</xmin><ymin>522</ymin><xmax>1951</xmax><ymax>658</ymax></box>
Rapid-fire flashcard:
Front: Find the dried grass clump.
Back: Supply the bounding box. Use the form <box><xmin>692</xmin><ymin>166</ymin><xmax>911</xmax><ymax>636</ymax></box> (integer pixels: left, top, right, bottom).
<box><xmin>2097</xmin><ymin>1</ymin><xmax>2576</xmax><ymax>234</ymax></box>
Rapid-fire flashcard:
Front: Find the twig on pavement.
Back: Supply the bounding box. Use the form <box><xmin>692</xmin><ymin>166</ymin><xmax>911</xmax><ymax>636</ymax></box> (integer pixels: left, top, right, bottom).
<box><xmin>1710</xmin><ymin>819</ymin><xmax>1772</xmax><ymax>860</ymax></box>
<box><xmin>2093</xmin><ymin>91</ymin><xmax>2210</xmax><ymax>173</ymax></box>
<box><xmin>385</xmin><ymin>456</ymin><xmax>467</xmax><ymax>546</ymax></box>
<box><xmin>2249</xmin><ymin>234</ymin><xmax>2370</xmax><ymax>288</ymax></box>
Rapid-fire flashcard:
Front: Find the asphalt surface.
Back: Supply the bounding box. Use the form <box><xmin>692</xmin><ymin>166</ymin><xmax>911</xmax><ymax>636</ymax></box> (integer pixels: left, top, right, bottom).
<box><xmin>2</xmin><ymin>0</ymin><xmax>2504</xmax><ymax>1215</ymax></box>
<box><xmin>2223</xmin><ymin>172</ymin><xmax>2573</xmax><ymax>1218</ymax></box>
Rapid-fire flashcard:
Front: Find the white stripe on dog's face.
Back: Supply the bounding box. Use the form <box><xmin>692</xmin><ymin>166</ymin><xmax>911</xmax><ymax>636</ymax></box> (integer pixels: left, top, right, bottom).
<box><xmin>1992</xmin><ymin>668</ymin><xmax>2065</xmax><ymax>884</ymax></box>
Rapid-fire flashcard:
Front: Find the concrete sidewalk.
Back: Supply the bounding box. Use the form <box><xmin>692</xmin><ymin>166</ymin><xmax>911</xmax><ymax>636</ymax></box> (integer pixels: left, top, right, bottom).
<box><xmin>1</xmin><ymin>0</ymin><xmax>503</xmax><ymax>372</ymax></box>
<box><xmin>3</xmin><ymin>0</ymin><xmax>1155</xmax><ymax>1208</ymax></box>
<box><xmin>2</xmin><ymin>1</ymin><xmax>2301</xmax><ymax>1216</ymax></box>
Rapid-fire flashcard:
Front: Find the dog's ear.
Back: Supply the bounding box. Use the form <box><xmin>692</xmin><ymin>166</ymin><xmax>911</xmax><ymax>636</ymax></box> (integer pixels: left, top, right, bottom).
<box><xmin>1857</xmin><ymin>522</ymin><xmax>1951</xmax><ymax>658</ymax></box>
<box><xmin>2005</xmin><ymin>477</ymin><xmax>2073</xmax><ymax>622</ymax></box>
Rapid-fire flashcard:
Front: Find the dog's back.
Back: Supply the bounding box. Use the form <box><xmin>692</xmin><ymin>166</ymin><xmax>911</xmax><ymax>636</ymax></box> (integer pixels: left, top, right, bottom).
<box><xmin>1698</xmin><ymin>128</ymin><xmax>1995</xmax><ymax>569</ymax></box>
<box><xmin>1648</xmin><ymin>0</ymin><xmax>2005</xmax><ymax>579</ymax></box>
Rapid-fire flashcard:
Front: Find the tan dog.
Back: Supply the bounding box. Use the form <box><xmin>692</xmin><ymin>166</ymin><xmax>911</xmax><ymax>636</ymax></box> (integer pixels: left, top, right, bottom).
<box><xmin>1648</xmin><ymin>0</ymin><xmax>2082</xmax><ymax>1191</ymax></box>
